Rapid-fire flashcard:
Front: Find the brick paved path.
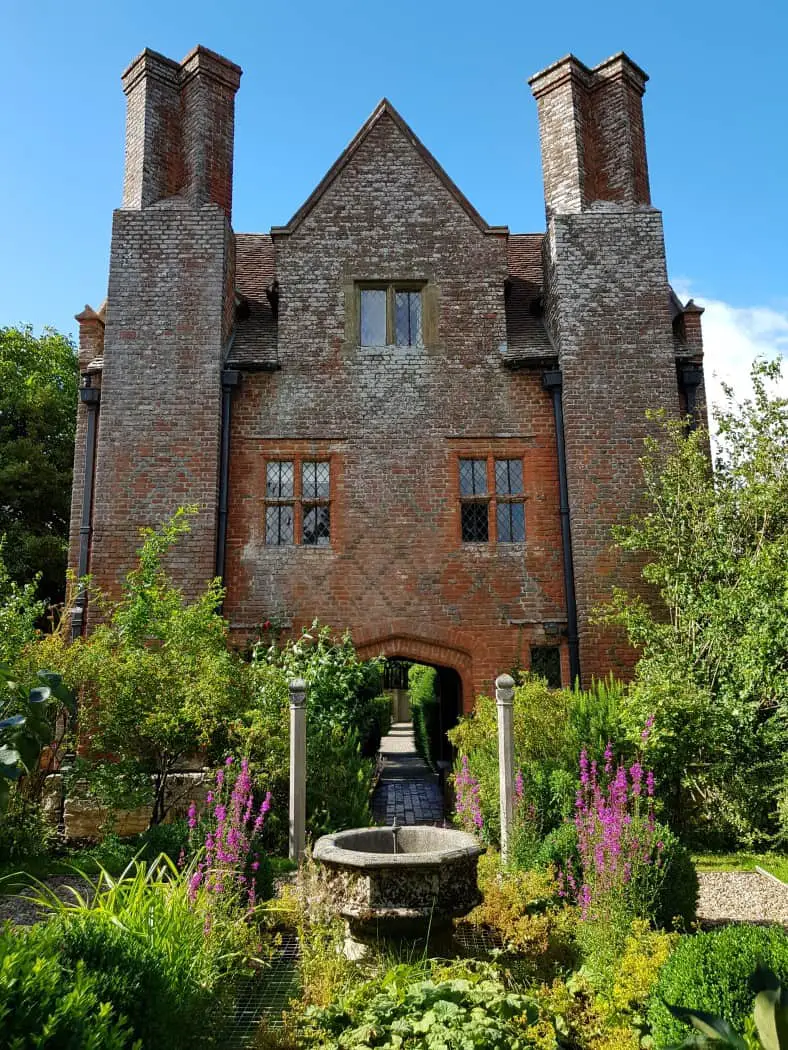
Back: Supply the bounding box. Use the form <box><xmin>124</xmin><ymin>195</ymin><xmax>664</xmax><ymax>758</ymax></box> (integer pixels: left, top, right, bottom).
<box><xmin>372</xmin><ymin>722</ymin><xmax>444</xmax><ymax>826</ymax></box>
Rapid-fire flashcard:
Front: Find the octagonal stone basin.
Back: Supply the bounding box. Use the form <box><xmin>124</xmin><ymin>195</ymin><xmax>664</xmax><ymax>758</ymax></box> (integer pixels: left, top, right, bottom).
<box><xmin>313</xmin><ymin>826</ymin><xmax>483</xmax><ymax>956</ymax></box>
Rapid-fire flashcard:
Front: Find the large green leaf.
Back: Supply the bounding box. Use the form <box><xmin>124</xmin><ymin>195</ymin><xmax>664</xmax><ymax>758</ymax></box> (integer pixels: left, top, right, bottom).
<box><xmin>754</xmin><ymin>989</ymin><xmax>788</xmax><ymax>1050</ymax></box>
<box><xmin>666</xmin><ymin>1004</ymin><xmax>748</xmax><ymax>1049</ymax></box>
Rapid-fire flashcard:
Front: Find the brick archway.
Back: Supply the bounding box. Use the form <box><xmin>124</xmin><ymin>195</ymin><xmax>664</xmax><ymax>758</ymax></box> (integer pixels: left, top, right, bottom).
<box><xmin>354</xmin><ymin>632</ymin><xmax>474</xmax><ymax>714</ymax></box>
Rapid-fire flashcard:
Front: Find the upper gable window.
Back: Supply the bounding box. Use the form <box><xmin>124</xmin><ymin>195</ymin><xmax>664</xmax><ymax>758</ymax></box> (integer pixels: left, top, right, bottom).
<box><xmin>359</xmin><ymin>284</ymin><xmax>423</xmax><ymax>348</ymax></box>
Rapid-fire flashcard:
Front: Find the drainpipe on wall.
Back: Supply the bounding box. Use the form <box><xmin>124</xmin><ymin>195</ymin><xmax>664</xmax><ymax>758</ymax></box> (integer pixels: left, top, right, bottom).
<box><xmin>70</xmin><ymin>377</ymin><xmax>101</xmax><ymax>641</ymax></box>
<box><xmin>542</xmin><ymin>370</ymin><xmax>581</xmax><ymax>687</ymax></box>
<box><xmin>215</xmin><ymin>369</ymin><xmax>241</xmax><ymax>598</ymax></box>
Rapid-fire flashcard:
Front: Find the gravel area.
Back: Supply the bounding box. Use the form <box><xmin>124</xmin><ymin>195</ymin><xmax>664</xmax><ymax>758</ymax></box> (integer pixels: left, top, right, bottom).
<box><xmin>0</xmin><ymin>875</ymin><xmax>93</xmax><ymax>927</ymax></box>
<box><xmin>697</xmin><ymin>871</ymin><xmax>788</xmax><ymax>927</ymax></box>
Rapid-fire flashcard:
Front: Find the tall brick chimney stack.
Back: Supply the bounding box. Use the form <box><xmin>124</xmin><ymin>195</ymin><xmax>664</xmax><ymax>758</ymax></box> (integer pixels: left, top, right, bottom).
<box><xmin>529</xmin><ymin>53</ymin><xmax>681</xmax><ymax>684</ymax></box>
<box><xmin>121</xmin><ymin>46</ymin><xmax>241</xmax><ymax>217</ymax></box>
<box><xmin>529</xmin><ymin>53</ymin><xmax>650</xmax><ymax>217</ymax></box>
<box><xmin>80</xmin><ymin>46</ymin><xmax>242</xmax><ymax>614</ymax></box>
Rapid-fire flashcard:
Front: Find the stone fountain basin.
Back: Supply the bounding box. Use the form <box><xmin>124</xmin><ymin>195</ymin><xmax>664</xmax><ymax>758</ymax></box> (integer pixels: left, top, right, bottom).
<box><xmin>313</xmin><ymin>826</ymin><xmax>483</xmax><ymax>948</ymax></box>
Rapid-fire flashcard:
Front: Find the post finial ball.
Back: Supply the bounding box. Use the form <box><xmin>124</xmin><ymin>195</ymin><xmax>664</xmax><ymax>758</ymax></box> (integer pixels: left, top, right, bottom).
<box><xmin>289</xmin><ymin>677</ymin><xmax>307</xmax><ymax>707</ymax></box>
<box><xmin>495</xmin><ymin>673</ymin><xmax>516</xmax><ymax>705</ymax></box>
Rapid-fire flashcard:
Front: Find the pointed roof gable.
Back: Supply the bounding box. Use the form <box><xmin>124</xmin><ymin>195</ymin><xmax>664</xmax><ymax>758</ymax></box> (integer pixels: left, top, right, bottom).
<box><xmin>270</xmin><ymin>98</ymin><xmax>507</xmax><ymax>238</ymax></box>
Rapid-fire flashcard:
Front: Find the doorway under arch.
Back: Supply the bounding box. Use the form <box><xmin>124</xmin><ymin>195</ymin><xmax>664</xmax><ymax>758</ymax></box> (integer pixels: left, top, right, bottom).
<box><xmin>357</xmin><ymin>634</ymin><xmax>469</xmax><ymax>765</ymax></box>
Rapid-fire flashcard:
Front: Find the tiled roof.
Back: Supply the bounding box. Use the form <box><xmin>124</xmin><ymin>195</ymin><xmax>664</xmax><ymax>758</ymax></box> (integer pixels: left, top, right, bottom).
<box><xmin>228</xmin><ymin>233</ymin><xmax>279</xmax><ymax>369</ymax></box>
<box><xmin>502</xmin><ymin>234</ymin><xmax>555</xmax><ymax>365</ymax></box>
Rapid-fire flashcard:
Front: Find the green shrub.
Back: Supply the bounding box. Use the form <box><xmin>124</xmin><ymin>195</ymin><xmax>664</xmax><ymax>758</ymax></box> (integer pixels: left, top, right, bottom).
<box><xmin>52</xmin><ymin>911</ymin><xmax>229</xmax><ymax>1049</ymax></box>
<box><xmin>300</xmin><ymin>959</ymin><xmax>541</xmax><ymax>1048</ymax></box>
<box><xmin>448</xmin><ymin>676</ymin><xmax>628</xmax><ymax>848</ymax></box>
<box><xmin>0</xmin><ymin>921</ymin><xmax>135</xmax><ymax>1049</ymax></box>
<box><xmin>532</xmin><ymin>820</ymin><xmax>696</xmax><ymax>934</ymax></box>
<box><xmin>238</xmin><ymin>624</ymin><xmax>383</xmax><ymax>850</ymax></box>
<box><xmin>535</xmin><ymin>821</ymin><xmax>579</xmax><ymax>875</ymax></box>
<box><xmin>638</xmin><ymin>823</ymin><xmax>698</xmax><ymax>931</ymax></box>
<box><xmin>409</xmin><ymin>664</ymin><xmax>440</xmax><ymax>770</ymax></box>
<box><xmin>648</xmin><ymin>925</ymin><xmax>788</xmax><ymax>1049</ymax></box>
<box><xmin>139</xmin><ymin>819</ymin><xmax>190</xmax><ymax>864</ymax></box>
<box><xmin>0</xmin><ymin>799</ymin><xmax>54</xmax><ymax>863</ymax></box>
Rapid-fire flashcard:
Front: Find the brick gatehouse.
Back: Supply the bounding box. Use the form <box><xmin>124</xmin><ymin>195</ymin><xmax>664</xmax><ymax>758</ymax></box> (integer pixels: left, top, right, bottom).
<box><xmin>69</xmin><ymin>46</ymin><xmax>706</xmax><ymax>723</ymax></box>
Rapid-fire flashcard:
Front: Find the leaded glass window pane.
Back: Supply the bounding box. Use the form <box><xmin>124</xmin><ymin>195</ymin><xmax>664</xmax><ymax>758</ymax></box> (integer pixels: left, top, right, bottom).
<box><xmin>459</xmin><ymin>458</ymin><xmax>487</xmax><ymax>496</ymax></box>
<box><xmin>461</xmin><ymin>502</ymin><xmax>489</xmax><ymax>542</ymax></box>
<box><xmin>360</xmin><ymin>289</ymin><xmax>386</xmax><ymax>346</ymax></box>
<box><xmin>303</xmin><ymin>506</ymin><xmax>330</xmax><ymax>546</ymax></box>
<box><xmin>497</xmin><ymin>501</ymin><xmax>525</xmax><ymax>543</ymax></box>
<box><xmin>495</xmin><ymin>458</ymin><xmax>523</xmax><ymax>495</ymax></box>
<box><xmin>395</xmin><ymin>290</ymin><xmax>423</xmax><ymax>347</ymax></box>
<box><xmin>266</xmin><ymin>461</ymin><xmax>293</xmax><ymax>499</ymax></box>
<box><xmin>531</xmin><ymin>646</ymin><xmax>562</xmax><ymax>688</ymax></box>
<box><xmin>266</xmin><ymin>504</ymin><xmax>293</xmax><ymax>545</ymax></box>
<box><xmin>302</xmin><ymin>461</ymin><xmax>330</xmax><ymax>500</ymax></box>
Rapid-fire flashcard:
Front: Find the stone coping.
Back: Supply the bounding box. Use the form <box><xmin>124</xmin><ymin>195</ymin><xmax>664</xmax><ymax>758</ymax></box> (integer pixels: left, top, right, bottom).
<box><xmin>313</xmin><ymin>826</ymin><xmax>482</xmax><ymax>869</ymax></box>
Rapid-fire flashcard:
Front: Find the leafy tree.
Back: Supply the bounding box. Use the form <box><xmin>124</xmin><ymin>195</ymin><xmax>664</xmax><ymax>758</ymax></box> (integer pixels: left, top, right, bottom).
<box><xmin>40</xmin><ymin>507</ymin><xmax>245</xmax><ymax>824</ymax></box>
<box><xmin>0</xmin><ymin>324</ymin><xmax>78</xmax><ymax>605</ymax></box>
<box><xmin>606</xmin><ymin>359</ymin><xmax>788</xmax><ymax>845</ymax></box>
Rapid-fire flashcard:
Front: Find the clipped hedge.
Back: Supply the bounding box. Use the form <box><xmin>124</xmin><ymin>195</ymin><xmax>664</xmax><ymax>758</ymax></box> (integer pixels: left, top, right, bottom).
<box><xmin>647</xmin><ymin>924</ymin><xmax>788</xmax><ymax>1049</ymax></box>
<box><xmin>408</xmin><ymin>664</ymin><xmax>440</xmax><ymax>770</ymax></box>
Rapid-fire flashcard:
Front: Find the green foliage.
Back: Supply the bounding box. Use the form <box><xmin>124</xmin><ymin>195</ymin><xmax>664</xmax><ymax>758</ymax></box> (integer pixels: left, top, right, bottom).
<box><xmin>648</xmin><ymin>925</ymin><xmax>788</xmax><ymax>1049</ymax></box>
<box><xmin>27</xmin><ymin>854</ymin><xmax>254</xmax><ymax>1047</ymax></box>
<box><xmin>51</xmin><ymin>912</ymin><xmax>229</xmax><ymax>1050</ymax></box>
<box><xmin>0</xmin><ymin>548</ymin><xmax>44</xmax><ymax>675</ymax></box>
<box><xmin>237</xmin><ymin>624</ymin><xmax>383</xmax><ymax>850</ymax></box>
<box><xmin>606</xmin><ymin>360</ymin><xmax>788</xmax><ymax>846</ymax></box>
<box><xmin>636</xmin><ymin>823</ymin><xmax>698</xmax><ymax>932</ymax></box>
<box><xmin>466</xmin><ymin>851</ymin><xmax>577</xmax><ymax>979</ymax></box>
<box><xmin>409</xmin><ymin>664</ymin><xmax>440</xmax><ymax>770</ymax></box>
<box><xmin>0</xmin><ymin>921</ymin><xmax>136</xmax><ymax>1049</ymax></box>
<box><xmin>448</xmin><ymin>676</ymin><xmax>626</xmax><ymax>848</ymax></box>
<box><xmin>44</xmin><ymin>508</ymin><xmax>244</xmax><ymax>824</ymax></box>
<box><xmin>534</xmin><ymin>822</ymin><xmax>580</xmax><ymax>875</ymax></box>
<box><xmin>0</xmin><ymin>798</ymin><xmax>54</xmax><ymax>863</ymax></box>
<box><xmin>666</xmin><ymin>968</ymin><xmax>788</xmax><ymax>1050</ymax></box>
<box><xmin>539</xmin><ymin>920</ymin><xmax>677</xmax><ymax>1050</ymax></box>
<box><xmin>0</xmin><ymin>663</ymin><xmax>76</xmax><ymax>811</ymax></box>
<box><xmin>0</xmin><ymin>325</ymin><xmax>79</xmax><ymax>606</ymax></box>
<box><xmin>299</xmin><ymin>959</ymin><xmax>542</xmax><ymax>1049</ymax></box>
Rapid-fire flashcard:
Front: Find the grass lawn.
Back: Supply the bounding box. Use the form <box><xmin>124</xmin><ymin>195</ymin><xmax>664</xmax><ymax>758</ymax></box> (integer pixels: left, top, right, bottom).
<box><xmin>693</xmin><ymin>852</ymin><xmax>788</xmax><ymax>883</ymax></box>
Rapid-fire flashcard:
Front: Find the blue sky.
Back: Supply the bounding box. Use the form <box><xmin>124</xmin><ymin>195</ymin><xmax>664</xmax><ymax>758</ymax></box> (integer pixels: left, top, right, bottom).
<box><xmin>2</xmin><ymin>0</ymin><xmax>786</xmax><ymax>402</ymax></box>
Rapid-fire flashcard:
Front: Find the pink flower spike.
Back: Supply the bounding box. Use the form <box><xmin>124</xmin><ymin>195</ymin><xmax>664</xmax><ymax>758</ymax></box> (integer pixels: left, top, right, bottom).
<box><xmin>225</xmin><ymin>755</ymin><xmax>234</xmax><ymax>766</ymax></box>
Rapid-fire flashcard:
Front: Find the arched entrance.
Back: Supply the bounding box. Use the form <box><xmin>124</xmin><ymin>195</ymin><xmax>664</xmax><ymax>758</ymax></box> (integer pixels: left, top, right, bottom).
<box><xmin>356</xmin><ymin>634</ymin><xmax>470</xmax><ymax>764</ymax></box>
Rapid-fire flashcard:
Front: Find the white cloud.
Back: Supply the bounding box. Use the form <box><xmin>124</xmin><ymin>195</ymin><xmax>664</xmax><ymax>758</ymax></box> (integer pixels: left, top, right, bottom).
<box><xmin>672</xmin><ymin>282</ymin><xmax>788</xmax><ymax>415</ymax></box>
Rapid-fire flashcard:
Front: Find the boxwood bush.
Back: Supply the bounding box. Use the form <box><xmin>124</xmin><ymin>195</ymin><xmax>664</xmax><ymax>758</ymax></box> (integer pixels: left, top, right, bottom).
<box><xmin>0</xmin><ymin>922</ymin><xmax>135</xmax><ymax>1049</ymax></box>
<box><xmin>647</xmin><ymin>924</ymin><xmax>788</xmax><ymax>1048</ymax></box>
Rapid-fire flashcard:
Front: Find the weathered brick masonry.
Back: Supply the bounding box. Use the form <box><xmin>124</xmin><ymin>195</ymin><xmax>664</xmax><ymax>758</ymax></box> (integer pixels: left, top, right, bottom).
<box><xmin>70</xmin><ymin>46</ymin><xmax>706</xmax><ymax>711</ymax></box>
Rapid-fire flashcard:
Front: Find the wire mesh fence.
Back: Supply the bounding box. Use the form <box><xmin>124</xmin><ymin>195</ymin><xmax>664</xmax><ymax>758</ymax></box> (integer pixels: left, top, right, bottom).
<box><xmin>224</xmin><ymin>932</ymin><xmax>300</xmax><ymax>1045</ymax></box>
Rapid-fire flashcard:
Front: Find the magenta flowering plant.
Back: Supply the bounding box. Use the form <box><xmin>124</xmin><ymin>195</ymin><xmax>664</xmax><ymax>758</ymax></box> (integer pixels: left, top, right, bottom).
<box><xmin>454</xmin><ymin>754</ymin><xmax>484</xmax><ymax>834</ymax></box>
<box><xmin>559</xmin><ymin>741</ymin><xmax>663</xmax><ymax>923</ymax></box>
<box><xmin>187</xmin><ymin>755</ymin><xmax>272</xmax><ymax>915</ymax></box>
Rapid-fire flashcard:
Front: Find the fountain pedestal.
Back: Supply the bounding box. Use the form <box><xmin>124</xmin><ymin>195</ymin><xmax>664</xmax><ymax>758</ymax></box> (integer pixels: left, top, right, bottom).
<box><xmin>313</xmin><ymin>826</ymin><xmax>483</xmax><ymax>958</ymax></box>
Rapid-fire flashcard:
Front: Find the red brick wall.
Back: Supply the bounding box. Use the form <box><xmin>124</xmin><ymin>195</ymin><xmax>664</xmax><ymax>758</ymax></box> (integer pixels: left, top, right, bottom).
<box><xmin>223</xmin><ymin>113</ymin><xmax>568</xmax><ymax>703</ymax></box>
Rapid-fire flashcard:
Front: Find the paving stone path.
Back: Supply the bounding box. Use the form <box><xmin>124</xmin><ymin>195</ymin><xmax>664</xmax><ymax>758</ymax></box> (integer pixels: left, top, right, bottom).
<box><xmin>372</xmin><ymin>722</ymin><xmax>444</xmax><ymax>826</ymax></box>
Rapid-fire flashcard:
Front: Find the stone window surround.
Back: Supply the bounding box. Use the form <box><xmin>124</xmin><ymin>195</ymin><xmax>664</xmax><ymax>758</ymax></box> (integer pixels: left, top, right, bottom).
<box><xmin>344</xmin><ymin>278</ymin><xmax>439</xmax><ymax>350</ymax></box>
